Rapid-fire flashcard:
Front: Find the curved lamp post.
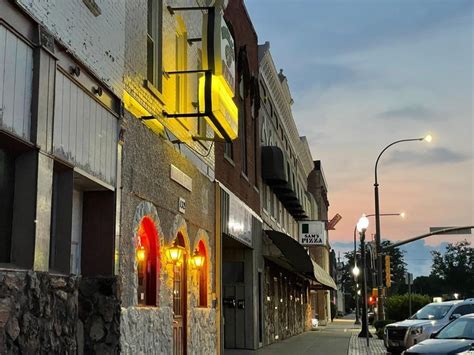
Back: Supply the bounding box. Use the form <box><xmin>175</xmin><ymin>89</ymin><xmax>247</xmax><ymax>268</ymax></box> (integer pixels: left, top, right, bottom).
<box><xmin>374</xmin><ymin>135</ymin><xmax>431</xmax><ymax>320</ymax></box>
<box><xmin>352</xmin><ymin>212</ymin><xmax>404</xmax><ymax>325</ymax></box>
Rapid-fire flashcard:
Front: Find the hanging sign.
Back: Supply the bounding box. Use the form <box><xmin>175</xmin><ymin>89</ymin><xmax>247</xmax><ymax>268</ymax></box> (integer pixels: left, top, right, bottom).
<box><xmin>298</xmin><ymin>221</ymin><xmax>327</xmax><ymax>246</ymax></box>
<box><xmin>200</xmin><ymin>7</ymin><xmax>238</xmax><ymax>141</ymax></box>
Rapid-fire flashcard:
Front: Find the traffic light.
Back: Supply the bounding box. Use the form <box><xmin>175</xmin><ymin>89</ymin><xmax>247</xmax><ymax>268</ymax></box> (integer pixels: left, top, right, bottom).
<box><xmin>385</xmin><ymin>255</ymin><xmax>391</xmax><ymax>288</ymax></box>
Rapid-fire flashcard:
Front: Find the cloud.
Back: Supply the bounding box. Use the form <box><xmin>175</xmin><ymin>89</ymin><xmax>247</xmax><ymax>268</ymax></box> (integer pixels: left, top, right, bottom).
<box><xmin>385</xmin><ymin>147</ymin><xmax>471</xmax><ymax>166</ymax></box>
<box><xmin>378</xmin><ymin>105</ymin><xmax>438</xmax><ymax>121</ymax></box>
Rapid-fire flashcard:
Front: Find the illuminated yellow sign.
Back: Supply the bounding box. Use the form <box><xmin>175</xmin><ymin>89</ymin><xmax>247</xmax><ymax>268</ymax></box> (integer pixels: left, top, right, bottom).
<box><xmin>199</xmin><ymin>74</ymin><xmax>238</xmax><ymax>140</ymax></box>
<box><xmin>202</xmin><ymin>8</ymin><xmax>239</xmax><ymax>141</ymax></box>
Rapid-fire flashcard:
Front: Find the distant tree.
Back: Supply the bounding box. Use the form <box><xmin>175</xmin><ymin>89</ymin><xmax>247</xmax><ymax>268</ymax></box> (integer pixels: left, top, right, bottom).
<box><xmin>412</xmin><ymin>275</ymin><xmax>445</xmax><ymax>297</ymax></box>
<box><xmin>430</xmin><ymin>240</ymin><xmax>473</xmax><ymax>297</ymax></box>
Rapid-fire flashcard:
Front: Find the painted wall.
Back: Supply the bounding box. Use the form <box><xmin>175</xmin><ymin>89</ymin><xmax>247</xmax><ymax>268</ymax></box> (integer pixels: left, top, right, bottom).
<box><xmin>16</xmin><ymin>0</ymin><xmax>125</xmax><ymax>95</ymax></box>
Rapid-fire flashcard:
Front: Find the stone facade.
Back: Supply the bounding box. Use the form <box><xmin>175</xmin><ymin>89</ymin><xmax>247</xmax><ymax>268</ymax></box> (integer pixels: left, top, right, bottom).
<box><xmin>0</xmin><ymin>271</ymin><xmax>78</xmax><ymax>354</ymax></box>
<box><xmin>78</xmin><ymin>277</ymin><xmax>121</xmax><ymax>354</ymax></box>
<box><xmin>118</xmin><ymin>112</ymin><xmax>216</xmax><ymax>354</ymax></box>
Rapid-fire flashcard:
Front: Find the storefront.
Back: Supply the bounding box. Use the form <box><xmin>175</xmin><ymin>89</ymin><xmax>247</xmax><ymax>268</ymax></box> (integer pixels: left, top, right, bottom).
<box><xmin>262</xmin><ymin>230</ymin><xmax>337</xmax><ymax>345</ymax></box>
<box><xmin>217</xmin><ymin>183</ymin><xmax>263</xmax><ymax>350</ymax></box>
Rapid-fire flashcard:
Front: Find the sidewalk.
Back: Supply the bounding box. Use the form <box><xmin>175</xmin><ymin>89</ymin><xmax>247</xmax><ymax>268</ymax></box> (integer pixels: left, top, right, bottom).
<box><xmin>348</xmin><ymin>334</ymin><xmax>386</xmax><ymax>355</ymax></box>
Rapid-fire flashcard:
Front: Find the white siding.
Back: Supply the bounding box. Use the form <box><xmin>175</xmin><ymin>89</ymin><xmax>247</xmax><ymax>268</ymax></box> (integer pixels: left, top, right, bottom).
<box><xmin>53</xmin><ymin>71</ymin><xmax>118</xmax><ymax>185</ymax></box>
<box><xmin>0</xmin><ymin>25</ymin><xmax>33</xmax><ymax>140</ymax></box>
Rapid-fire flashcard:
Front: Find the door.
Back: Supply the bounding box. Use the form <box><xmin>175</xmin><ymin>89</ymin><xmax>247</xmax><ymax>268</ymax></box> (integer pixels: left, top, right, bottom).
<box><xmin>223</xmin><ymin>261</ymin><xmax>246</xmax><ymax>349</ymax></box>
<box><xmin>173</xmin><ymin>259</ymin><xmax>187</xmax><ymax>355</ymax></box>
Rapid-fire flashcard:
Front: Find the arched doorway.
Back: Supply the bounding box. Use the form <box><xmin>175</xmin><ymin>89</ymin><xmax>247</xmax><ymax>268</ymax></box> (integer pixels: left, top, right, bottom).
<box><xmin>172</xmin><ymin>232</ymin><xmax>187</xmax><ymax>355</ymax></box>
<box><xmin>136</xmin><ymin>216</ymin><xmax>160</xmax><ymax>306</ymax></box>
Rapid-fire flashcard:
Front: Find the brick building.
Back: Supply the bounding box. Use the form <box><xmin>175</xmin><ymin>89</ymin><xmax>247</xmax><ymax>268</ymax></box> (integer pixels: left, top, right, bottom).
<box><xmin>215</xmin><ymin>0</ymin><xmax>263</xmax><ymax>351</ymax></box>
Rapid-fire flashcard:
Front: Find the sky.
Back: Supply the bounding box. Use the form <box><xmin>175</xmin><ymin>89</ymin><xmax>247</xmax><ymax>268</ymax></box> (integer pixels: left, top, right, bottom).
<box><xmin>246</xmin><ymin>0</ymin><xmax>474</xmax><ymax>277</ymax></box>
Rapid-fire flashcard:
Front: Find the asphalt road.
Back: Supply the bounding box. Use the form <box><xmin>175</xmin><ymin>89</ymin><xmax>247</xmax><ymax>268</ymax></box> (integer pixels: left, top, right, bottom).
<box><xmin>225</xmin><ymin>319</ymin><xmax>359</xmax><ymax>355</ymax></box>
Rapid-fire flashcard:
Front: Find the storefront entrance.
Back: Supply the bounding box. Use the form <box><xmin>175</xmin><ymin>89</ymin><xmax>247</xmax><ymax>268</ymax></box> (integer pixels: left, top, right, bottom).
<box><xmin>173</xmin><ymin>233</ymin><xmax>187</xmax><ymax>355</ymax></box>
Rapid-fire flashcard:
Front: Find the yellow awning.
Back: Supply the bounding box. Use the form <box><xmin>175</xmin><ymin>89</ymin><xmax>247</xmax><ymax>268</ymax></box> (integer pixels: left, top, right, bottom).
<box><xmin>311</xmin><ymin>259</ymin><xmax>337</xmax><ymax>290</ymax></box>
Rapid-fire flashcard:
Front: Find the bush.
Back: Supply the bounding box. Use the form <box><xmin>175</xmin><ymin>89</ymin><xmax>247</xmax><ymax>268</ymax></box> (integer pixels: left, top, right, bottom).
<box><xmin>373</xmin><ymin>319</ymin><xmax>395</xmax><ymax>339</ymax></box>
<box><xmin>385</xmin><ymin>294</ymin><xmax>431</xmax><ymax>321</ymax></box>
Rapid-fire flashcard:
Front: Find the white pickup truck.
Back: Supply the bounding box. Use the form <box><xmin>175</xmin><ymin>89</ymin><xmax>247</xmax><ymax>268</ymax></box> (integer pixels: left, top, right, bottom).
<box><xmin>384</xmin><ymin>299</ymin><xmax>474</xmax><ymax>355</ymax></box>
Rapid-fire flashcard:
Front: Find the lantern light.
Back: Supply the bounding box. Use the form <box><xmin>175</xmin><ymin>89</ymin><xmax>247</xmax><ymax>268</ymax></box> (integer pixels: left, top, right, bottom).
<box><xmin>191</xmin><ymin>250</ymin><xmax>205</xmax><ymax>268</ymax></box>
<box><xmin>137</xmin><ymin>245</ymin><xmax>146</xmax><ymax>262</ymax></box>
<box><xmin>167</xmin><ymin>241</ymin><xmax>184</xmax><ymax>263</ymax></box>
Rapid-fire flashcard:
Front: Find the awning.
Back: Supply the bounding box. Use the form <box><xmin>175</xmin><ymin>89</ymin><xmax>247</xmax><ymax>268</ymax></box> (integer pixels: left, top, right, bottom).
<box><xmin>311</xmin><ymin>259</ymin><xmax>337</xmax><ymax>290</ymax></box>
<box><xmin>263</xmin><ymin>230</ymin><xmax>337</xmax><ymax>290</ymax></box>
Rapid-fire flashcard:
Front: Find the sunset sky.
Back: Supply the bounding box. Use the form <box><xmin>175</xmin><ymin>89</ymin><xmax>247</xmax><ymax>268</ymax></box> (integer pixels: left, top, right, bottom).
<box><xmin>246</xmin><ymin>0</ymin><xmax>473</xmax><ymax>276</ymax></box>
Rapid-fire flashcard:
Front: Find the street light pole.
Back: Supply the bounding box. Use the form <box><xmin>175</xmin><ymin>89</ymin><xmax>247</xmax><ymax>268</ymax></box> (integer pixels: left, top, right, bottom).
<box><xmin>353</xmin><ymin>212</ymin><xmax>403</xmax><ymax>325</ymax></box>
<box><xmin>374</xmin><ymin>135</ymin><xmax>431</xmax><ymax>321</ymax></box>
<box><xmin>357</xmin><ymin>215</ymin><xmax>371</xmax><ymax>346</ymax></box>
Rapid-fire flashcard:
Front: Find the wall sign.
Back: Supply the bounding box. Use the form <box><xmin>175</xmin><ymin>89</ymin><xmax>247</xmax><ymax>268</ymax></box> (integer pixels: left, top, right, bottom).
<box><xmin>298</xmin><ymin>221</ymin><xmax>327</xmax><ymax>246</ymax></box>
<box><xmin>178</xmin><ymin>197</ymin><xmax>186</xmax><ymax>214</ymax></box>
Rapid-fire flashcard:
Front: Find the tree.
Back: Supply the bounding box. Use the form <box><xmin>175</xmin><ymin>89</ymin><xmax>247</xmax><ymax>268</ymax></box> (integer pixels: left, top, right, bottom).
<box><xmin>430</xmin><ymin>240</ymin><xmax>473</xmax><ymax>297</ymax></box>
<box><xmin>412</xmin><ymin>275</ymin><xmax>444</xmax><ymax>297</ymax></box>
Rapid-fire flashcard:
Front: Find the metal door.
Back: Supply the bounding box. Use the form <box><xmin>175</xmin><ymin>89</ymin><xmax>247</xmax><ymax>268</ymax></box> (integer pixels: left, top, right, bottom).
<box><xmin>223</xmin><ymin>284</ymin><xmax>246</xmax><ymax>348</ymax></box>
<box><xmin>173</xmin><ymin>261</ymin><xmax>187</xmax><ymax>355</ymax></box>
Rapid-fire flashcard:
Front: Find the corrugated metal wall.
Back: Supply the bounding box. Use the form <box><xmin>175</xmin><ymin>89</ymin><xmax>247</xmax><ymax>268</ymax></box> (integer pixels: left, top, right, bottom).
<box><xmin>53</xmin><ymin>71</ymin><xmax>118</xmax><ymax>186</ymax></box>
<box><xmin>0</xmin><ymin>25</ymin><xmax>33</xmax><ymax>140</ymax></box>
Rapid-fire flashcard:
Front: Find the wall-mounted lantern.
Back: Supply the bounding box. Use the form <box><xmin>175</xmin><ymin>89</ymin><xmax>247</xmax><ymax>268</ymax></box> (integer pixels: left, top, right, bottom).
<box><xmin>191</xmin><ymin>250</ymin><xmax>205</xmax><ymax>268</ymax></box>
<box><xmin>137</xmin><ymin>245</ymin><xmax>146</xmax><ymax>262</ymax></box>
<box><xmin>167</xmin><ymin>241</ymin><xmax>184</xmax><ymax>263</ymax></box>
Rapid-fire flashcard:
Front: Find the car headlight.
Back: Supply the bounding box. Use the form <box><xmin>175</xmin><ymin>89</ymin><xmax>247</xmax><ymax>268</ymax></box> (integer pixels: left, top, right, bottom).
<box><xmin>410</xmin><ymin>326</ymin><xmax>423</xmax><ymax>335</ymax></box>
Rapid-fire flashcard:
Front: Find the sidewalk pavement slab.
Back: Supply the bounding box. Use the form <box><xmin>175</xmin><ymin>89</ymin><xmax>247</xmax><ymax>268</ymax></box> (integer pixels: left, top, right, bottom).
<box><xmin>348</xmin><ymin>334</ymin><xmax>387</xmax><ymax>355</ymax></box>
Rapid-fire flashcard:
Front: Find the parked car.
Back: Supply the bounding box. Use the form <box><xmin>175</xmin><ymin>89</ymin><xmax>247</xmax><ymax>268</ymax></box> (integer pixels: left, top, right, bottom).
<box><xmin>403</xmin><ymin>313</ymin><xmax>474</xmax><ymax>354</ymax></box>
<box><xmin>384</xmin><ymin>299</ymin><xmax>474</xmax><ymax>354</ymax></box>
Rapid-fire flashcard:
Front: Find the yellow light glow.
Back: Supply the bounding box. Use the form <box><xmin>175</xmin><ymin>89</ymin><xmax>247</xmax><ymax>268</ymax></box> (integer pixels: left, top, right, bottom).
<box><xmin>167</xmin><ymin>244</ymin><xmax>184</xmax><ymax>263</ymax></box>
<box><xmin>199</xmin><ymin>75</ymin><xmax>239</xmax><ymax>140</ymax></box>
<box><xmin>192</xmin><ymin>252</ymin><xmax>205</xmax><ymax>268</ymax></box>
<box><xmin>137</xmin><ymin>246</ymin><xmax>146</xmax><ymax>262</ymax></box>
<box><xmin>424</xmin><ymin>134</ymin><xmax>432</xmax><ymax>143</ymax></box>
<box><xmin>123</xmin><ymin>91</ymin><xmax>164</xmax><ymax>135</ymax></box>
<box><xmin>400</xmin><ymin>212</ymin><xmax>406</xmax><ymax>218</ymax></box>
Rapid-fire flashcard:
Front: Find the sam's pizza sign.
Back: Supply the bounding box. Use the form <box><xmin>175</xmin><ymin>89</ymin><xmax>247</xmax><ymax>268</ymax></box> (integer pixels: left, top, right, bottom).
<box><xmin>298</xmin><ymin>221</ymin><xmax>327</xmax><ymax>246</ymax></box>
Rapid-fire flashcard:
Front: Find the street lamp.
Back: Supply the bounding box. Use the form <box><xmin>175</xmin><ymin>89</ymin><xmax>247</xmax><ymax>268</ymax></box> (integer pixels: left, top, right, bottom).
<box><xmin>374</xmin><ymin>135</ymin><xmax>431</xmax><ymax>320</ymax></box>
<box><xmin>352</xmin><ymin>212</ymin><xmax>404</xmax><ymax>324</ymax></box>
<box><xmin>357</xmin><ymin>215</ymin><xmax>372</xmax><ymax>344</ymax></box>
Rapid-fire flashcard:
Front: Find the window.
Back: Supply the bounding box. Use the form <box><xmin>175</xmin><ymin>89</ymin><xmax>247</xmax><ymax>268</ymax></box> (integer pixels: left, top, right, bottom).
<box><xmin>197</xmin><ymin>49</ymin><xmax>207</xmax><ymax>138</ymax></box>
<box><xmin>0</xmin><ymin>137</ymin><xmax>37</xmax><ymax>267</ymax></box>
<box><xmin>0</xmin><ymin>147</ymin><xmax>15</xmax><ymax>263</ymax></box>
<box><xmin>453</xmin><ymin>305</ymin><xmax>474</xmax><ymax>316</ymax></box>
<box><xmin>239</xmin><ymin>74</ymin><xmax>248</xmax><ymax>175</ymax></box>
<box><xmin>224</xmin><ymin>141</ymin><xmax>233</xmax><ymax>159</ymax></box>
<box><xmin>147</xmin><ymin>0</ymin><xmax>163</xmax><ymax>91</ymax></box>
<box><xmin>197</xmin><ymin>241</ymin><xmax>208</xmax><ymax>307</ymax></box>
<box><xmin>137</xmin><ymin>216</ymin><xmax>160</xmax><ymax>306</ymax></box>
<box><xmin>49</xmin><ymin>164</ymin><xmax>115</xmax><ymax>276</ymax></box>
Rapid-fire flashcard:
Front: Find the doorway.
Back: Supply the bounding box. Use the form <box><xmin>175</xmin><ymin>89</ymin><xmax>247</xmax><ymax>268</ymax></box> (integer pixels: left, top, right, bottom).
<box><xmin>173</xmin><ymin>233</ymin><xmax>187</xmax><ymax>355</ymax></box>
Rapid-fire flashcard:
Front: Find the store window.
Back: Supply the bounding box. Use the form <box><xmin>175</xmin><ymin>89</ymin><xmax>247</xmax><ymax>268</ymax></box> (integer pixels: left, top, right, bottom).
<box><xmin>136</xmin><ymin>216</ymin><xmax>160</xmax><ymax>306</ymax></box>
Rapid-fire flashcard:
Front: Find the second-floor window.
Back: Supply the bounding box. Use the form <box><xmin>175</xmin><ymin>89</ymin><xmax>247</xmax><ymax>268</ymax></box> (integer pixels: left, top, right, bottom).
<box><xmin>147</xmin><ymin>0</ymin><xmax>163</xmax><ymax>91</ymax></box>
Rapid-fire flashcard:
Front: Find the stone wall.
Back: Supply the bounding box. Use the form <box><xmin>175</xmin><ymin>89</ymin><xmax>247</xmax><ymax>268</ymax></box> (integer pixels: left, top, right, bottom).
<box><xmin>78</xmin><ymin>277</ymin><xmax>121</xmax><ymax>354</ymax></box>
<box><xmin>262</xmin><ymin>262</ymin><xmax>311</xmax><ymax>346</ymax></box>
<box><xmin>0</xmin><ymin>270</ymin><xmax>78</xmax><ymax>354</ymax></box>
